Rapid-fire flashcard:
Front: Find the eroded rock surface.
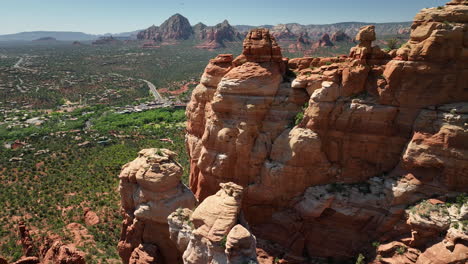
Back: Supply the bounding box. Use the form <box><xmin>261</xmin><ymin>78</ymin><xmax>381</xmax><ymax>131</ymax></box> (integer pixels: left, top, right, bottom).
<box><xmin>185</xmin><ymin>1</ymin><xmax>468</xmax><ymax>262</ymax></box>
<box><xmin>168</xmin><ymin>182</ymin><xmax>257</xmax><ymax>264</ymax></box>
<box><xmin>118</xmin><ymin>148</ymin><xmax>196</xmax><ymax>264</ymax></box>
<box><xmin>42</xmin><ymin>241</ymin><xmax>86</xmax><ymax>264</ymax></box>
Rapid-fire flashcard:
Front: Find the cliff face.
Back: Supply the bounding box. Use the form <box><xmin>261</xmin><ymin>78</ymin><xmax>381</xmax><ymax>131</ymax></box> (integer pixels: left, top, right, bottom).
<box><xmin>195</xmin><ymin>20</ymin><xmax>243</xmax><ymax>50</ymax></box>
<box><xmin>185</xmin><ymin>1</ymin><xmax>468</xmax><ymax>262</ymax></box>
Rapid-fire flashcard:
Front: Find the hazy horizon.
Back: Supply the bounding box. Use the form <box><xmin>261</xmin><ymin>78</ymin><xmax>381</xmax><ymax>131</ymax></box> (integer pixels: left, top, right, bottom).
<box><xmin>0</xmin><ymin>0</ymin><xmax>447</xmax><ymax>35</ymax></box>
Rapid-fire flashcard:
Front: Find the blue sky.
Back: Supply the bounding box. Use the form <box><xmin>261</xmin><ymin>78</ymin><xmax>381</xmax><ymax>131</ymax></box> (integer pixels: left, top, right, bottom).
<box><xmin>0</xmin><ymin>0</ymin><xmax>448</xmax><ymax>34</ymax></box>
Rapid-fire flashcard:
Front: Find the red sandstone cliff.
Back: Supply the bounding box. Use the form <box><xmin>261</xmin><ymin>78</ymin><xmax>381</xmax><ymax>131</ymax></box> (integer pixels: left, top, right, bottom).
<box><xmin>117</xmin><ymin>1</ymin><xmax>468</xmax><ymax>263</ymax></box>
<box><xmin>184</xmin><ymin>1</ymin><xmax>468</xmax><ymax>262</ymax></box>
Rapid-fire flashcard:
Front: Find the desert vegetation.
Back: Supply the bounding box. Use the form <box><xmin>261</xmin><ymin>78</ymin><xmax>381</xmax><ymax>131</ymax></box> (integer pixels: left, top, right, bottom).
<box><xmin>0</xmin><ymin>106</ymin><xmax>187</xmax><ymax>262</ymax></box>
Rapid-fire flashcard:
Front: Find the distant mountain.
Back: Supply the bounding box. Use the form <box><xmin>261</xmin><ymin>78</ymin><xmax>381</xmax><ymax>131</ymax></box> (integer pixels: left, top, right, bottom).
<box><xmin>102</xmin><ymin>30</ymin><xmax>141</xmax><ymax>39</ymax></box>
<box><xmin>234</xmin><ymin>21</ymin><xmax>411</xmax><ymax>40</ymax></box>
<box><xmin>92</xmin><ymin>36</ymin><xmax>121</xmax><ymax>45</ymax></box>
<box><xmin>234</xmin><ymin>25</ymin><xmax>274</xmax><ymax>32</ymax></box>
<box><xmin>34</xmin><ymin>37</ymin><xmax>57</xmax><ymax>42</ymax></box>
<box><xmin>137</xmin><ymin>14</ymin><xmax>242</xmax><ymax>49</ymax></box>
<box><xmin>0</xmin><ymin>31</ymin><xmax>98</xmax><ymax>41</ymax></box>
<box><xmin>195</xmin><ymin>20</ymin><xmax>243</xmax><ymax>49</ymax></box>
<box><xmin>138</xmin><ymin>13</ymin><xmax>193</xmax><ymax>41</ymax></box>
<box><xmin>331</xmin><ymin>31</ymin><xmax>352</xmax><ymax>42</ymax></box>
<box><xmin>0</xmin><ymin>19</ymin><xmax>411</xmax><ymax>44</ymax></box>
<box><xmin>0</xmin><ymin>30</ymin><xmax>141</xmax><ymax>42</ymax></box>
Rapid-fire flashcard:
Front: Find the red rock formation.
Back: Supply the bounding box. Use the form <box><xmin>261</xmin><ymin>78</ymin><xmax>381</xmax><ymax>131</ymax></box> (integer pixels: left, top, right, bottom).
<box><xmin>137</xmin><ymin>25</ymin><xmax>162</xmax><ymax>42</ymax></box>
<box><xmin>10</xmin><ymin>222</ymin><xmax>87</xmax><ymax>264</ymax></box>
<box><xmin>288</xmin><ymin>32</ymin><xmax>312</xmax><ymax>53</ymax></box>
<box><xmin>196</xmin><ymin>20</ymin><xmax>242</xmax><ymax>50</ymax></box>
<box><xmin>137</xmin><ymin>14</ymin><xmax>193</xmax><ymax>42</ymax></box>
<box><xmin>42</xmin><ymin>241</ymin><xmax>86</xmax><ymax>264</ymax></box>
<box><xmin>128</xmin><ymin>244</ymin><xmax>162</xmax><ymax>264</ymax></box>
<box><xmin>331</xmin><ymin>30</ymin><xmax>351</xmax><ymax>42</ymax></box>
<box><xmin>185</xmin><ymin>1</ymin><xmax>468</xmax><ymax>262</ymax></box>
<box><xmin>236</xmin><ymin>28</ymin><xmax>284</xmax><ymax>63</ymax></box>
<box><xmin>83</xmin><ymin>209</ymin><xmax>99</xmax><ymax>226</ymax></box>
<box><xmin>311</xmin><ymin>33</ymin><xmax>334</xmax><ymax>49</ymax></box>
<box><xmin>187</xmin><ymin>28</ymin><xmax>301</xmax><ymax>202</ymax></box>
<box><xmin>168</xmin><ymin>182</ymin><xmax>257</xmax><ymax>264</ymax></box>
<box><xmin>18</xmin><ymin>222</ymin><xmax>36</xmax><ymax>257</ymax></box>
<box><xmin>118</xmin><ymin>149</ymin><xmax>196</xmax><ymax>264</ymax></box>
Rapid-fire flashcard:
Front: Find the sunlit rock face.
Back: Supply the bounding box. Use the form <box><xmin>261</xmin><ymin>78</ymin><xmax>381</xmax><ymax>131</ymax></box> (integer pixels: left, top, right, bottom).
<box><xmin>185</xmin><ymin>1</ymin><xmax>468</xmax><ymax>262</ymax></box>
<box><xmin>118</xmin><ymin>148</ymin><xmax>197</xmax><ymax>264</ymax></box>
<box><xmin>167</xmin><ymin>182</ymin><xmax>257</xmax><ymax>264</ymax></box>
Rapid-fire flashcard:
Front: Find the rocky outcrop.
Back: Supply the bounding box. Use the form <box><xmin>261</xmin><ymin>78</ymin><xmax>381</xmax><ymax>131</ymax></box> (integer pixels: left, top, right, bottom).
<box><xmin>288</xmin><ymin>32</ymin><xmax>312</xmax><ymax>53</ymax></box>
<box><xmin>18</xmin><ymin>222</ymin><xmax>35</xmax><ymax>257</ymax></box>
<box><xmin>311</xmin><ymin>33</ymin><xmax>334</xmax><ymax>49</ymax></box>
<box><xmin>137</xmin><ymin>14</ymin><xmax>193</xmax><ymax>41</ymax></box>
<box><xmin>185</xmin><ymin>1</ymin><xmax>468</xmax><ymax>262</ymax></box>
<box><xmin>349</xmin><ymin>25</ymin><xmax>387</xmax><ymax>60</ymax></box>
<box><xmin>186</xmin><ymin>28</ymin><xmax>298</xmax><ymax>201</ymax></box>
<box><xmin>118</xmin><ymin>148</ymin><xmax>196</xmax><ymax>264</ymax></box>
<box><xmin>331</xmin><ymin>30</ymin><xmax>351</xmax><ymax>42</ymax></box>
<box><xmin>196</xmin><ymin>20</ymin><xmax>243</xmax><ymax>50</ymax></box>
<box><xmin>7</xmin><ymin>222</ymin><xmax>87</xmax><ymax>264</ymax></box>
<box><xmin>137</xmin><ymin>25</ymin><xmax>162</xmax><ymax>42</ymax></box>
<box><xmin>128</xmin><ymin>244</ymin><xmax>161</xmax><ymax>264</ymax></box>
<box><xmin>168</xmin><ymin>182</ymin><xmax>257</xmax><ymax>264</ymax></box>
<box><xmin>42</xmin><ymin>241</ymin><xmax>86</xmax><ymax>264</ymax></box>
<box><xmin>193</xmin><ymin>23</ymin><xmax>208</xmax><ymax>39</ymax></box>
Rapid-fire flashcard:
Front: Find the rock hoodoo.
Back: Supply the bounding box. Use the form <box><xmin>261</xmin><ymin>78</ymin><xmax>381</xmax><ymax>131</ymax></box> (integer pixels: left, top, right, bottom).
<box><xmin>118</xmin><ymin>148</ymin><xmax>197</xmax><ymax>264</ymax></box>
<box><xmin>118</xmin><ymin>174</ymin><xmax>258</xmax><ymax>264</ymax></box>
<box><xmin>184</xmin><ymin>1</ymin><xmax>468</xmax><ymax>262</ymax></box>
<box><xmin>168</xmin><ymin>182</ymin><xmax>257</xmax><ymax>264</ymax></box>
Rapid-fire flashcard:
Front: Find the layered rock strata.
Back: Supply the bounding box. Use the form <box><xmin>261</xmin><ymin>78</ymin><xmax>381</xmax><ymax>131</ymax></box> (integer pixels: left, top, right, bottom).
<box><xmin>118</xmin><ymin>148</ymin><xmax>197</xmax><ymax>264</ymax></box>
<box><xmin>168</xmin><ymin>182</ymin><xmax>257</xmax><ymax>264</ymax></box>
<box><xmin>185</xmin><ymin>1</ymin><xmax>468</xmax><ymax>262</ymax></box>
<box><xmin>196</xmin><ymin>20</ymin><xmax>243</xmax><ymax>50</ymax></box>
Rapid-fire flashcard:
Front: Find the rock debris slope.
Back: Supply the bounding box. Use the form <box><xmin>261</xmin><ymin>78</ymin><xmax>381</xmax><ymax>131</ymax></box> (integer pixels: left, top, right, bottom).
<box><xmin>184</xmin><ymin>1</ymin><xmax>468</xmax><ymax>262</ymax></box>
